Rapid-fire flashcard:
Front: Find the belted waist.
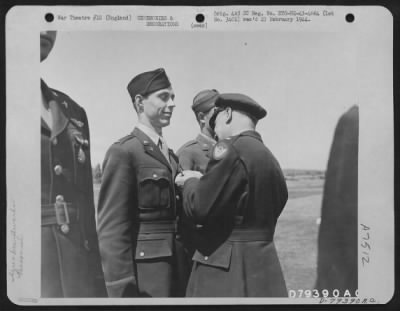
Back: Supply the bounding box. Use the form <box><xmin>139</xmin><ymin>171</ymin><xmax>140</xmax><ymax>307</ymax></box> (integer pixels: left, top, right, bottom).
<box><xmin>138</xmin><ymin>208</ymin><xmax>174</xmax><ymax>221</ymax></box>
<box><xmin>41</xmin><ymin>202</ymin><xmax>78</xmax><ymax>226</ymax></box>
<box><xmin>228</xmin><ymin>228</ymin><xmax>274</xmax><ymax>242</ymax></box>
<box><xmin>137</xmin><ymin>220</ymin><xmax>177</xmax><ymax>234</ymax></box>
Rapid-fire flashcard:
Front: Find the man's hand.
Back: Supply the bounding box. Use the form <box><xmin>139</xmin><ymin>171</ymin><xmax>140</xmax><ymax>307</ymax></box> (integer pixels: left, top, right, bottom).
<box><xmin>175</xmin><ymin>170</ymin><xmax>203</xmax><ymax>187</ymax></box>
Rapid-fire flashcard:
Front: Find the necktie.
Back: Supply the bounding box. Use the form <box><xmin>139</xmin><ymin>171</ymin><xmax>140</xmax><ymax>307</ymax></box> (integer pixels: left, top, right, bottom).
<box><xmin>158</xmin><ymin>137</ymin><xmax>170</xmax><ymax>163</ymax></box>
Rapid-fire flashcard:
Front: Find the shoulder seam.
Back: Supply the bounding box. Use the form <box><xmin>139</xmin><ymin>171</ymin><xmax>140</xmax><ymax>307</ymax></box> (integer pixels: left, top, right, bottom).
<box><xmin>116</xmin><ymin>133</ymin><xmax>137</xmax><ymax>144</ymax></box>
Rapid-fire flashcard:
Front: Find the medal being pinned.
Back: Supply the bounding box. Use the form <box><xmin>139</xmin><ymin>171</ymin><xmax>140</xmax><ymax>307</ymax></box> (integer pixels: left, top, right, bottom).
<box><xmin>213</xmin><ymin>141</ymin><xmax>229</xmax><ymax>160</ymax></box>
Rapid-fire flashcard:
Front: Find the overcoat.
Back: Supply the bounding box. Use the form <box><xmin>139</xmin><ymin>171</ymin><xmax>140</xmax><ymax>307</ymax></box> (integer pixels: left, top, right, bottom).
<box><xmin>97</xmin><ymin>127</ymin><xmax>189</xmax><ymax>297</ymax></box>
<box><xmin>41</xmin><ymin>80</ymin><xmax>106</xmax><ymax>297</ymax></box>
<box><xmin>182</xmin><ymin>130</ymin><xmax>288</xmax><ymax>297</ymax></box>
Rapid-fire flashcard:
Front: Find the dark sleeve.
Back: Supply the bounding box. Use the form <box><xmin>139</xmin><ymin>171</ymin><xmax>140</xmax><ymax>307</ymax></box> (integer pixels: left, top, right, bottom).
<box><xmin>177</xmin><ymin>146</ymin><xmax>194</xmax><ymax>170</ymax></box>
<box><xmin>182</xmin><ymin>144</ymin><xmax>247</xmax><ymax>227</ymax></box>
<box><xmin>97</xmin><ymin>143</ymin><xmax>138</xmax><ymax>297</ymax></box>
<box><xmin>79</xmin><ymin>107</ymin><xmax>106</xmax><ymax>295</ymax></box>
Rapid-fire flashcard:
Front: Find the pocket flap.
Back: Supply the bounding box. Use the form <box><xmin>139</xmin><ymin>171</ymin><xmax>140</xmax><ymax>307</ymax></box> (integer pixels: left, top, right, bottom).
<box><xmin>138</xmin><ymin>167</ymin><xmax>169</xmax><ymax>182</ymax></box>
<box><xmin>135</xmin><ymin>238</ymin><xmax>172</xmax><ymax>260</ymax></box>
<box><xmin>192</xmin><ymin>243</ymin><xmax>232</xmax><ymax>269</ymax></box>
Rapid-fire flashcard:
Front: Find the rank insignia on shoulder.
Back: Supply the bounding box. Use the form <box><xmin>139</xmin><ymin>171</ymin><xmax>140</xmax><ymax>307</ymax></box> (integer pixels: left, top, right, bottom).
<box><xmin>70</xmin><ymin>118</ymin><xmax>84</xmax><ymax>127</ymax></box>
<box><xmin>213</xmin><ymin>141</ymin><xmax>229</xmax><ymax>160</ymax></box>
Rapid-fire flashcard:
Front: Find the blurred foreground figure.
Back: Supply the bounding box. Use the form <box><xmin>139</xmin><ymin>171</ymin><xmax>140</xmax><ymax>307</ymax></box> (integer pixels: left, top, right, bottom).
<box><xmin>316</xmin><ymin>105</ymin><xmax>359</xmax><ymax>296</ymax></box>
<box><xmin>176</xmin><ymin>94</ymin><xmax>288</xmax><ymax>297</ymax></box>
<box><xmin>41</xmin><ymin>31</ymin><xmax>106</xmax><ymax>297</ymax></box>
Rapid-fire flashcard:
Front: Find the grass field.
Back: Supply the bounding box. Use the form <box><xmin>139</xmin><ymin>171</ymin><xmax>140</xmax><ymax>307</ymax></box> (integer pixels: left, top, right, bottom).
<box><xmin>93</xmin><ymin>177</ymin><xmax>324</xmax><ymax>292</ymax></box>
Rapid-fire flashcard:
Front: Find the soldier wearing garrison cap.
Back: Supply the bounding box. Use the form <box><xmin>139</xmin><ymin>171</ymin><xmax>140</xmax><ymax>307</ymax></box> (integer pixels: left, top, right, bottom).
<box><xmin>40</xmin><ymin>31</ymin><xmax>106</xmax><ymax>297</ymax></box>
<box><xmin>177</xmin><ymin>89</ymin><xmax>219</xmax><ymax>174</ymax></box>
<box><xmin>98</xmin><ymin>68</ymin><xmax>190</xmax><ymax>297</ymax></box>
<box><xmin>176</xmin><ymin>89</ymin><xmax>219</xmax><ymax>269</ymax></box>
<box><xmin>176</xmin><ymin>93</ymin><xmax>288</xmax><ymax>297</ymax></box>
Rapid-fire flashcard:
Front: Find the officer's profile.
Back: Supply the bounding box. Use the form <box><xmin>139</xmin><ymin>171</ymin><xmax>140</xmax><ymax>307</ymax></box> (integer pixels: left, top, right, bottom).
<box><xmin>97</xmin><ymin>68</ymin><xmax>189</xmax><ymax>298</ymax></box>
<box><xmin>176</xmin><ymin>93</ymin><xmax>288</xmax><ymax>297</ymax></box>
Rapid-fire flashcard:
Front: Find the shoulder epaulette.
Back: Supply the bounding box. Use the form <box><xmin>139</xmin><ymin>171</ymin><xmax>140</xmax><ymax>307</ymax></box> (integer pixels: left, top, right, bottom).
<box><xmin>177</xmin><ymin>139</ymin><xmax>197</xmax><ymax>155</ymax></box>
<box><xmin>116</xmin><ymin>133</ymin><xmax>136</xmax><ymax>145</ymax></box>
<box><xmin>182</xmin><ymin>139</ymin><xmax>197</xmax><ymax>148</ymax></box>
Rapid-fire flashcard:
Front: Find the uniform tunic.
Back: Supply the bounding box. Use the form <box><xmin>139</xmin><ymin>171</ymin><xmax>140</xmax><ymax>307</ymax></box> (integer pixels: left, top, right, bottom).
<box><xmin>177</xmin><ymin>133</ymin><xmax>215</xmax><ymax>174</ymax></box>
<box><xmin>41</xmin><ymin>80</ymin><xmax>105</xmax><ymax>297</ymax></box>
<box><xmin>176</xmin><ymin>133</ymin><xmax>215</xmax><ymax>261</ymax></box>
<box><xmin>182</xmin><ymin>130</ymin><xmax>288</xmax><ymax>297</ymax></box>
<box><xmin>97</xmin><ymin>127</ymin><xmax>189</xmax><ymax>297</ymax></box>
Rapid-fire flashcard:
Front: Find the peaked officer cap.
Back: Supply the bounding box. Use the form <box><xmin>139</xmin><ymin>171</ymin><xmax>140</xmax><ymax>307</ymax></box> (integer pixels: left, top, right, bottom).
<box><xmin>192</xmin><ymin>89</ymin><xmax>219</xmax><ymax>113</ymax></box>
<box><xmin>210</xmin><ymin>93</ymin><xmax>267</xmax><ymax>130</ymax></box>
<box><xmin>127</xmin><ymin>68</ymin><xmax>171</xmax><ymax>101</ymax></box>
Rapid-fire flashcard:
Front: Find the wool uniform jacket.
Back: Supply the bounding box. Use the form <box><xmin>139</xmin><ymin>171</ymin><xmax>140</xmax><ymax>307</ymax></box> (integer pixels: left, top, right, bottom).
<box><xmin>182</xmin><ymin>130</ymin><xmax>288</xmax><ymax>297</ymax></box>
<box><xmin>41</xmin><ymin>80</ymin><xmax>106</xmax><ymax>297</ymax></box>
<box><xmin>176</xmin><ymin>133</ymin><xmax>216</xmax><ymax>262</ymax></box>
<box><xmin>177</xmin><ymin>133</ymin><xmax>215</xmax><ymax>174</ymax></box>
<box><xmin>97</xmin><ymin>127</ymin><xmax>189</xmax><ymax>297</ymax></box>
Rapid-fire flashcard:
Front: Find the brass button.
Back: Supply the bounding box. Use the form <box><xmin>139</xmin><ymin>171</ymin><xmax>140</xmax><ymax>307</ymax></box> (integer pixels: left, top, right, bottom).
<box><xmin>83</xmin><ymin>139</ymin><xmax>89</xmax><ymax>147</ymax></box>
<box><xmin>52</xmin><ymin>137</ymin><xmax>58</xmax><ymax>145</ymax></box>
<box><xmin>84</xmin><ymin>240</ymin><xmax>91</xmax><ymax>251</ymax></box>
<box><xmin>139</xmin><ymin>251</ymin><xmax>145</xmax><ymax>257</ymax></box>
<box><xmin>153</xmin><ymin>174</ymin><xmax>157</xmax><ymax>178</ymax></box>
<box><xmin>204</xmin><ymin>256</ymin><xmax>208</xmax><ymax>261</ymax></box>
<box><xmin>55</xmin><ymin>195</ymin><xmax>64</xmax><ymax>202</ymax></box>
<box><xmin>54</xmin><ymin>165</ymin><xmax>63</xmax><ymax>175</ymax></box>
<box><xmin>176</xmin><ymin>195</ymin><xmax>180</xmax><ymax>200</ymax></box>
<box><xmin>60</xmin><ymin>224</ymin><xmax>70</xmax><ymax>234</ymax></box>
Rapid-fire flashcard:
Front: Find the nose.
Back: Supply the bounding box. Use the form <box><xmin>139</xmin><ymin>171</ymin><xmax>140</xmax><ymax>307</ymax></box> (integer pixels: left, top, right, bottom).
<box><xmin>166</xmin><ymin>98</ymin><xmax>175</xmax><ymax>109</ymax></box>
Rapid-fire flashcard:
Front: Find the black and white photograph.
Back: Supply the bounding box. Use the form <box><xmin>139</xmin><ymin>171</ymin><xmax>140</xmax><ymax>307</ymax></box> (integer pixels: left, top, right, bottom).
<box><xmin>6</xmin><ymin>5</ymin><xmax>394</xmax><ymax>305</ymax></box>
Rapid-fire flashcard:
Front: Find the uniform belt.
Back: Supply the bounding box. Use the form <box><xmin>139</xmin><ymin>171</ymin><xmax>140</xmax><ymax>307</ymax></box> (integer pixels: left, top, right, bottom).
<box><xmin>137</xmin><ymin>220</ymin><xmax>177</xmax><ymax>234</ymax></box>
<box><xmin>41</xmin><ymin>203</ymin><xmax>78</xmax><ymax>226</ymax></box>
<box><xmin>228</xmin><ymin>228</ymin><xmax>273</xmax><ymax>242</ymax></box>
<box><xmin>138</xmin><ymin>209</ymin><xmax>174</xmax><ymax>221</ymax></box>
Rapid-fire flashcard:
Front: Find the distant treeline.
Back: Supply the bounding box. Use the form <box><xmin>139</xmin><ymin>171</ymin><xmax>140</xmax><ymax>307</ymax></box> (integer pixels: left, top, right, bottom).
<box><xmin>283</xmin><ymin>169</ymin><xmax>325</xmax><ymax>180</ymax></box>
<box><xmin>92</xmin><ymin>165</ymin><xmax>325</xmax><ymax>183</ymax></box>
<box><xmin>93</xmin><ymin>164</ymin><xmax>102</xmax><ymax>184</ymax></box>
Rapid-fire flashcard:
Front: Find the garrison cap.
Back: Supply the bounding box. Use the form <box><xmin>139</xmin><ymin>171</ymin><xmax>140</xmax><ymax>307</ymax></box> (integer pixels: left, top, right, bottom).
<box><xmin>192</xmin><ymin>89</ymin><xmax>219</xmax><ymax>113</ymax></box>
<box><xmin>127</xmin><ymin>68</ymin><xmax>171</xmax><ymax>101</ymax></box>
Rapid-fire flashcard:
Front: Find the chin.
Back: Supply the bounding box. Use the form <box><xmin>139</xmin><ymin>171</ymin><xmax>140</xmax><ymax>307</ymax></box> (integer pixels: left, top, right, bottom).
<box><xmin>159</xmin><ymin>120</ymin><xmax>171</xmax><ymax>127</ymax></box>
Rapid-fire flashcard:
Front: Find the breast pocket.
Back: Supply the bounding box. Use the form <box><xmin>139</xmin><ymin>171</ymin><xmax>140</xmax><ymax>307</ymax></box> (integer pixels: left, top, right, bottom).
<box><xmin>135</xmin><ymin>238</ymin><xmax>173</xmax><ymax>260</ymax></box>
<box><xmin>138</xmin><ymin>167</ymin><xmax>171</xmax><ymax>210</ymax></box>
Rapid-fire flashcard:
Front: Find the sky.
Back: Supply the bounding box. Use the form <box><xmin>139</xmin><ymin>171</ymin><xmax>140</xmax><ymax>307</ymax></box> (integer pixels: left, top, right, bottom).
<box><xmin>41</xmin><ymin>30</ymin><xmax>357</xmax><ymax>170</ymax></box>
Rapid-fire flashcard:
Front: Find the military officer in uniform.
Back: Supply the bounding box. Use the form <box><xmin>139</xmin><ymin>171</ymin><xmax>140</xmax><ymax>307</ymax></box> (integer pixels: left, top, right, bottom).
<box><xmin>176</xmin><ymin>89</ymin><xmax>219</xmax><ymax>263</ymax></box>
<box><xmin>41</xmin><ymin>31</ymin><xmax>106</xmax><ymax>297</ymax></box>
<box><xmin>177</xmin><ymin>89</ymin><xmax>219</xmax><ymax>173</ymax></box>
<box><xmin>97</xmin><ymin>68</ymin><xmax>189</xmax><ymax>297</ymax></box>
<box><xmin>176</xmin><ymin>93</ymin><xmax>288</xmax><ymax>297</ymax></box>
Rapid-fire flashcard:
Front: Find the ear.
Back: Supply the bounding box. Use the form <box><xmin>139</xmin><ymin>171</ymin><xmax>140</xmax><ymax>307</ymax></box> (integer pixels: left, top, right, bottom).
<box><xmin>198</xmin><ymin>112</ymin><xmax>206</xmax><ymax>124</ymax></box>
<box><xmin>134</xmin><ymin>95</ymin><xmax>144</xmax><ymax>113</ymax></box>
<box><xmin>226</xmin><ymin>107</ymin><xmax>233</xmax><ymax>124</ymax></box>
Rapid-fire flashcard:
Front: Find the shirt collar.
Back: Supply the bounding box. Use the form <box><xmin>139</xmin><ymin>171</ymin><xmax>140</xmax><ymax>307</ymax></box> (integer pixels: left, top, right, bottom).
<box><xmin>198</xmin><ymin>132</ymin><xmax>216</xmax><ymax>145</ymax></box>
<box><xmin>136</xmin><ymin>123</ymin><xmax>162</xmax><ymax>145</ymax></box>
